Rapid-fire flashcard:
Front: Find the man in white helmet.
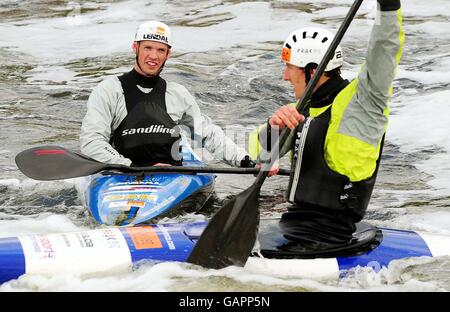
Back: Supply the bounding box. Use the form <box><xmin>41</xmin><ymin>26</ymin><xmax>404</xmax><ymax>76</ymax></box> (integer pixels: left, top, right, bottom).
<box><xmin>80</xmin><ymin>21</ymin><xmax>254</xmax><ymax>170</ymax></box>
<box><xmin>249</xmin><ymin>0</ymin><xmax>404</xmax><ymax>250</ymax></box>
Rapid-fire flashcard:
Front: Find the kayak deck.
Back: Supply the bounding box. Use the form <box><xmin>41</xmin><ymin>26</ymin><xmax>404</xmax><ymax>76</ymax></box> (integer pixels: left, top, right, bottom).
<box><xmin>256</xmin><ymin>221</ymin><xmax>382</xmax><ymax>259</ymax></box>
<box><xmin>85</xmin><ymin>171</ymin><xmax>215</xmax><ymax>226</ymax></box>
<box><xmin>0</xmin><ymin>218</ymin><xmax>449</xmax><ymax>284</ymax></box>
<box><xmin>84</xmin><ymin>142</ymin><xmax>216</xmax><ymax>226</ymax></box>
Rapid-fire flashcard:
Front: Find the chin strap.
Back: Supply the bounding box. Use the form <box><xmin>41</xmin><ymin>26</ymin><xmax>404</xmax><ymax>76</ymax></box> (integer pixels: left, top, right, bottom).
<box><xmin>304</xmin><ymin>63</ymin><xmax>316</xmax><ymax>85</ymax></box>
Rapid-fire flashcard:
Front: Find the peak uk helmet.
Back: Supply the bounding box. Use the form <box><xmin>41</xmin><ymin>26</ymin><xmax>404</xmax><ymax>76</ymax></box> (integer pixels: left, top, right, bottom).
<box><xmin>134</xmin><ymin>21</ymin><xmax>172</xmax><ymax>48</ymax></box>
<box><xmin>281</xmin><ymin>27</ymin><xmax>343</xmax><ymax>71</ymax></box>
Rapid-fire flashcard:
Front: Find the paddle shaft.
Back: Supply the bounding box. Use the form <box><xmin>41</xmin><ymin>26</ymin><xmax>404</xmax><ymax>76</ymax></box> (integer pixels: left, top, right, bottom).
<box><xmin>106</xmin><ymin>165</ymin><xmax>291</xmax><ymax>176</ymax></box>
<box><xmin>255</xmin><ymin>0</ymin><xmax>364</xmax><ymax>188</ymax></box>
<box><xmin>15</xmin><ymin>145</ymin><xmax>291</xmax><ymax>180</ymax></box>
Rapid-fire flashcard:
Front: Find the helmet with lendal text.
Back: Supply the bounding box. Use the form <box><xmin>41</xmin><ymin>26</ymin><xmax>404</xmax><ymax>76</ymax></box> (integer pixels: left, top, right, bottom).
<box><xmin>134</xmin><ymin>21</ymin><xmax>172</xmax><ymax>48</ymax></box>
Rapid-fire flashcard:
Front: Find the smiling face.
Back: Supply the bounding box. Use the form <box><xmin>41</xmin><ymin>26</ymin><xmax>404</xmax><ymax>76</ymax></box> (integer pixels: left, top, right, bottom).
<box><xmin>133</xmin><ymin>40</ymin><xmax>172</xmax><ymax>76</ymax></box>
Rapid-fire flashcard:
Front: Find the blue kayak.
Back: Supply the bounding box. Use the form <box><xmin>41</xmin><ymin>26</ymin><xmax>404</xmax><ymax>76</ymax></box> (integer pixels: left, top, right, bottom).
<box><xmin>1</xmin><ymin>218</ymin><xmax>449</xmax><ymax>284</ymax></box>
<box><xmin>84</xmin><ymin>144</ymin><xmax>215</xmax><ymax>226</ymax></box>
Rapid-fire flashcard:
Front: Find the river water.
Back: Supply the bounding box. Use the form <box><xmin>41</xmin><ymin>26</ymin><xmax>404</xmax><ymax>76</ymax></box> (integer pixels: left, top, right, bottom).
<box><xmin>0</xmin><ymin>0</ymin><xmax>449</xmax><ymax>292</ymax></box>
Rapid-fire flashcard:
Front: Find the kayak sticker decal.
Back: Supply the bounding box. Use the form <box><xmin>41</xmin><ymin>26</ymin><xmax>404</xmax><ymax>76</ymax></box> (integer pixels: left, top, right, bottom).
<box><xmin>104</xmin><ymin>194</ymin><xmax>157</xmax><ymax>201</ymax></box>
<box><xmin>127</xmin><ymin>201</ymin><xmax>145</xmax><ymax>207</ymax></box>
<box><xmin>34</xmin><ymin>149</ymin><xmax>65</xmax><ymax>156</ymax></box>
<box><xmin>126</xmin><ymin>226</ymin><xmax>162</xmax><ymax>249</ymax></box>
<box><xmin>282</xmin><ymin>47</ymin><xmax>291</xmax><ymax>62</ymax></box>
<box><xmin>138</xmin><ymin>195</ymin><xmax>176</xmax><ymax>219</ymax></box>
<box><xmin>18</xmin><ymin>229</ymin><xmax>132</xmax><ymax>276</ymax></box>
<box><xmin>157</xmin><ymin>225</ymin><xmax>176</xmax><ymax>250</ymax></box>
<box><xmin>107</xmin><ymin>180</ymin><xmax>161</xmax><ymax>186</ymax></box>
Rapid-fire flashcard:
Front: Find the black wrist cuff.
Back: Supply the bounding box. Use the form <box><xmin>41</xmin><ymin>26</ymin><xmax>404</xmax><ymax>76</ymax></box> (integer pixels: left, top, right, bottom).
<box><xmin>240</xmin><ymin>155</ymin><xmax>256</xmax><ymax>168</ymax></box>
<box><xmin>377</xmin><ymin>0</ymin><xmax>401</xmax><ymax>11</ymax></box>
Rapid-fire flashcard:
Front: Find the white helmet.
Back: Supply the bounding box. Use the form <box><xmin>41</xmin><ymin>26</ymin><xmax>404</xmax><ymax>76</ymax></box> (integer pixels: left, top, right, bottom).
<box><xmin>134</xmin><ymin>21</ymin><xmax>172</xmax><ymax>48</ymax></box>
<box><xmin>281</xmin><ymin>27</ymin><xmax>343</xmax><ymax>71</ymax></box>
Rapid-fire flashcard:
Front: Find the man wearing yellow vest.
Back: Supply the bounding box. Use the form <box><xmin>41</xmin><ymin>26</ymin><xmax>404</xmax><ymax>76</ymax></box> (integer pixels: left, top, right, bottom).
<box><xmin>248</xmin><ymin>0</ymin><xmax>404</xmax><ymax>250</ymax></box>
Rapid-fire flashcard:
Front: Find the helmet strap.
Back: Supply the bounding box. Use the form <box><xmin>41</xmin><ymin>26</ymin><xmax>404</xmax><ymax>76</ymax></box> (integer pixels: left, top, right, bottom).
<box><xmin>304</xmin><ymin>63</ymin><xmax>316</xmax><ymax>85</ymax></box>
<box><xmin>135</xmin><ymin>42</ymin><xmax>145</xmax><ymax>75</ymax></box>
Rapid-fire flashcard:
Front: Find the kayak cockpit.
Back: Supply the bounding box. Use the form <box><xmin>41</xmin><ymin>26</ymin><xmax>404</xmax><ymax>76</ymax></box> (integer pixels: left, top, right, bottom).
<box><xmin>256</xmin><ymin>221</ymin><xmax>382</xmax><ymax>259</ymax></box>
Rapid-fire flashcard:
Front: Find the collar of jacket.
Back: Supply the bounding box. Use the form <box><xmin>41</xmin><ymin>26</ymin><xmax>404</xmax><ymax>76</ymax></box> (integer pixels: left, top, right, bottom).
<box><xmin>309</xmin><ymin>75</ymin><xmax>349</xmax><ymax>109</ymax></box>
<box><xmin>131</xmin><ymin>68</ymin><xmax>160</xmax><ymax>88</ymax></box>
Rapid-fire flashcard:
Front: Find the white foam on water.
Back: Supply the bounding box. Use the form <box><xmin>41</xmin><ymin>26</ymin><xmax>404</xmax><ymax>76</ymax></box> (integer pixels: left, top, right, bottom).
<box><xmin>378</xmin><ymin>211</ymin><xmax>450</xmax><ymax>236</ymax></box>
<box><xmin>0</xmin><ymin>177</ymin><xmax>77</xmax><ymax>192</ymax></box>
<box><xmin>0</xmin><ymin>177</ymin><xmax>84</xmax><ymax>237</ymax></box>
<box><xmin>397</xmin><ymin>69</ymin><xmax>450</xmax><ymax>85</ymax></box>
<box><xmin>26</xmin><ymin>65</ymin><xmax>78</xmax><ymax>84</ymax></box>
<box><xmin>0</xmin><ymin>261</ymin><xmax>177</xmax><ymax>292</ymax></box>
<box><xmin>0</xmin><ymin>1</ymin><xmax>363</xmax><ymax>63</ymax></box>
<box><xmin>388</xmin><ymin>90</ymin><xmax>450</xmax><ymax>192</ymax></box>
<box><xmin>1</xmin><ymin>256</ymin><xmax>446</xmax><ymax>292</ymax></box>
<box><xmin>402</xmin><ymin>0</ymin><xmax>450</xmax><ymax>17</ymax></box>
<box><xmin>339</xmin><ymin>256</ymin><xmax>447</xmax><ymax>292</ymax></box>
<box><xmin>0</xmin><ymin>0</ymin><xmax>157</xmax><ymax>62</ymax></box>
<box><xmin>0</xmin><ymin>213</ymin><xmax>83</xmax><ymax>238</ymax></box>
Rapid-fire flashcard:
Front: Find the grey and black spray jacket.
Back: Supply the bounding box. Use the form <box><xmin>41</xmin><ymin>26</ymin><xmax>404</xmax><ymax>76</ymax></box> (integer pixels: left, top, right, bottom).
<box><xmin>81</xmin><ymin>70</ymin><xmax>248</xmax><ymax>167</ymax></box>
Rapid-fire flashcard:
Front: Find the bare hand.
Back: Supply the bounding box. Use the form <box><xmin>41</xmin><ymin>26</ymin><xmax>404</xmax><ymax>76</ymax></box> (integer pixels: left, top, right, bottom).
<box><xmin>269</xmin><ymin>105</ymin><xmax>305</xmax><ymax>130</ymax></box>
<box><xmin>255</xmin><ymin>162</ymin><xmax>279</xmax><ymax>177</ymax></box>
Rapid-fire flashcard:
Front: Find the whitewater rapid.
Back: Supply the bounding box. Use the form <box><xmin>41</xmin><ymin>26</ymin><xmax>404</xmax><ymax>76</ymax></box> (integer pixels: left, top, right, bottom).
<box><xmin>0</xmin><ymin>0</ymin><xmax>449</xmax><ymax>291</ymax></box>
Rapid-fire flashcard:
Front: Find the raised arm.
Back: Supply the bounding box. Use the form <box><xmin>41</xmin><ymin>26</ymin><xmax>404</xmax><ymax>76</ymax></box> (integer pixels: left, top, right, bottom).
<box><xmin>325</xmin><ymin>0</ymin><xmax>404</xmax><ymax>181</ymax></box>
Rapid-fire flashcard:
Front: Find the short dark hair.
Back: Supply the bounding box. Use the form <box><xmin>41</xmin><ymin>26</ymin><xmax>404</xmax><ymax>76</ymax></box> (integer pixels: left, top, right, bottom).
<box><xmin>304</xmin><ymin>63</ymin><xmax>341</xmax><ymax>78</ymax></box>
<box><xmin>324</xmin><ymin>67</ymin><xmax>341</xmax><ymax>77</ymax></box>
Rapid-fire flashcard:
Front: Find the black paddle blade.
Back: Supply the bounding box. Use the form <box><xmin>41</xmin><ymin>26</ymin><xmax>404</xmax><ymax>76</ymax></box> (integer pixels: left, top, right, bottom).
<box><xmin>188</xmin><ymin>183</ymin><xmax>261</xmax><ymax>269</ymax></box>
<box><xmin>15</xmin><ymin>146</ymin><xmax>108</xmax><ymax>180</ymax></box>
